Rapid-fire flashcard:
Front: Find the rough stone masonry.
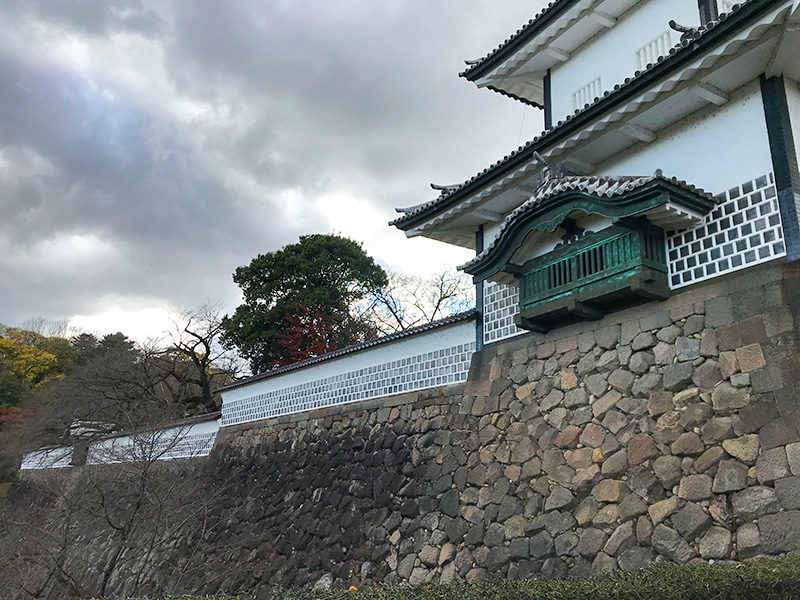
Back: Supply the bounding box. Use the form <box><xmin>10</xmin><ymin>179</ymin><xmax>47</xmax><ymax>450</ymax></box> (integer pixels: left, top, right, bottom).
<box><xmin>196</xmin><ymin>261</ymin><xmax>800</xmax><ymax>593</ymax></box>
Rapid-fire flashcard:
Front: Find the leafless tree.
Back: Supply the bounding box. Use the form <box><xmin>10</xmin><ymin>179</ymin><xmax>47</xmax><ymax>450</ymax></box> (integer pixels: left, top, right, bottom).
<box><xmin>20</xmin><ymin>317</ymin><xmax>75</xmax><ymax>341</ymax></box>
<box><xmin>149</xmin><ymin>300</ymin><xmax>241</xmax><ymax>413</ymax></box>
<box><xmin>360</xmin><ymin>268</ymin><xmax>475</xmax><ymax>335</ymax></box>
<box><xmin>0</xmin><ymin>412</ymin><xmax>234</xmax><ymax>599</ymax></box>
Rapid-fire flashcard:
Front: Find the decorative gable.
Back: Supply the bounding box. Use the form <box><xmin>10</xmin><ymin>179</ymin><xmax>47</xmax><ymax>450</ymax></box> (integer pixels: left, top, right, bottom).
<box><xmin>461</xmin><ymin>163</ymin><xmax>716</xmax><ymax>332</ymax></box>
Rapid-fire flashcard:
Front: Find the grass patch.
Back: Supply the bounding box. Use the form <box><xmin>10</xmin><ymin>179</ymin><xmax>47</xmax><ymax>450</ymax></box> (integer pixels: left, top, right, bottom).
<box><xmin>124</xmin><ymin>556</ymin><xmax>800</xmax><ymax>600</ymax></box>
<box><xmin>0</xmin><ymin>482</ymin><xmax>11</xmax><ymax>497</ymax></box>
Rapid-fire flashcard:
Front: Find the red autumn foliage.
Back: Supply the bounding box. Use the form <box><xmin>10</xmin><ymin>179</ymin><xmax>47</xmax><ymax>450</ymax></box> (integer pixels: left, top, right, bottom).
<box><xmin>0</xmin><ymin>406</ymin><xmax>30</xmax><ymax>428</ymax></box>
<box><xmin>275</xmin><ymin>306</ymin><xmax>339</xmax><ymax>367</ymax></box>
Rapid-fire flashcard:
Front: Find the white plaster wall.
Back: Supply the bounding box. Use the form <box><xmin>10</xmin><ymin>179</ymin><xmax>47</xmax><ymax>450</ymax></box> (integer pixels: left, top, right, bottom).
<box><xmin>20</xmin><ymin>446</ymin><xmax>73</xmax><ymax>470</ymax></box>
<box><xmin>601</xmin><ymin>81</ymin><xmax>773</xmax><ymax>195</ymax></box>
<box><xmin>221</xmin><ymin>320</ymin><xmax>476</xmax><ymax>407</ymax></box>
<box><xmin>86</xmin><ymin>419</ymin><xmax>220</xmax><ymax>464</ymax></box>
<box><xmin>785</xmin><ymin>77</ymin><xmax>800</xmax><ymax>175</ymax></box>
<box><xmin>550</xmin><ymin>0</ymin><xmax>701</xmax><ymax>123</ymax></box>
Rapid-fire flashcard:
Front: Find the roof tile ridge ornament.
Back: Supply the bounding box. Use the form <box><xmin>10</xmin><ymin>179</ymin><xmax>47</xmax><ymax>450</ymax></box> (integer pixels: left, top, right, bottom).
<box><xmin>430</xmin><ymin>182</ymin><xmax>461</xmax><ymax>197</ymax></box>
<box><xmin>669</xmin><ymin>19</ymin><xmax>700</xmax><ymax>43</ymax></box>
<box><xmin>394</xmin><ymin>0</ymin><xmax>761</xmax><ymax>230</ymax></box>
<box><xmin>458</xmin><ymin>171</ymin><xmax>717</xmax><ymax>274</ymax></box>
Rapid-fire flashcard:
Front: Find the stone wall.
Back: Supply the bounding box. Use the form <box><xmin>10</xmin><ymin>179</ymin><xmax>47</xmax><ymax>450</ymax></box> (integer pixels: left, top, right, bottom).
<box><xmin>203</xmin><ymin>260</ymin><xmax>800</xmax><ymax>592</ymax></box>
<box><xmin>7</xmin><ymin>260</ymin><xmax>800</xmax><ymax>598</ymax></box>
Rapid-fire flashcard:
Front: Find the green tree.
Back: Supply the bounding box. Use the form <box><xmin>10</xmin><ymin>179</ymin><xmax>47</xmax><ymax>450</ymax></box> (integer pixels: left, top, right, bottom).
<box><xmin>70</xmin><ymin>333</ymin><xmax>100</xmax><ymax>366</ymax></box>
<box><xmin>223</xmin><ymin>234</ymin><xmax>388</xmax><ymax>372</ymax></box>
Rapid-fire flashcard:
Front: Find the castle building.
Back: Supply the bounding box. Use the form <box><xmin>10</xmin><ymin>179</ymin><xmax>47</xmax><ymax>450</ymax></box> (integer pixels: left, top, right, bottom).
<box><xmin>392</xmin><ymin>0</ymin><xmax>800</xmax><ymax>350</ymax></box>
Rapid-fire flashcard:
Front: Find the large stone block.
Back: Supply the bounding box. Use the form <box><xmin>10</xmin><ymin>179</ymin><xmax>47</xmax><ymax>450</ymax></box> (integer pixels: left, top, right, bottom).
<box><xmin>702</xmin><ymin>417</ymin><xmax>734</xmax><ymax>445</ymax></box>
<box><xmin>759</xmin><ymin>511</ymin><xmax>800</xmax><ymax>554</ymax></box>
<box><xmin>596</xmin><ymin>325</ymin><xmax>621</xmax><ymax>350</ymax></box>
<box><xmin>712</xmin><ymin>383</ymin><xmax>750</xmax><ymax>413</ymax></box>
<box><xmin>602</xmin><ymin>449</ymin><xmax>629</xmax><ymax>478</ymax></box>
<box><xmin>529</xmin><ymin>531</ymin><xmax>555</xmax><ymax>559</ymax></box>
<box><xmin>604</xmin><ymin>520</ymin><xmax>636</xmax><ymax>557</ymax></box>
<box><xmin>775</xmin><ymin>476</ymin><xmax>800</xmax><ymax>510</ymax></box>
<box><xmin>736</xmin><ymin>523</ymin><xmax>760</xmax><ymax>559</ymax></box>
<box><xmin>627</xmin><ymin>466</ymin><xmax>665</xmax><ymax>503</ymax></box>
<box><xmin>759</xmin><ymin>417</ymin><xmax>800</xmax><ymax>450</ymax></box>
<box><xmin>712</xmin><ymin>459</ymin><xmax>748</xmax><ymax>493</ymax></box>
<box><xmin>787</xmin><ymin>441</ymin><xmax>800</xmax><ymax>475</ymax></box>
<box><xmin>627</xmin><ymin>434</ymin><xmax>660</xmax><ymax>465</ymax></box>
<box><xmin>731</xmin><ymin>486</ymin><xmax>781</xmax><ymax>521</ymax></box>
<box><xmin>671</xmin><ymin>502</ymin><xmax>712</xmax><ymax>540</ymax></box>
<box><xmin>722</xmin><ymin>434</ymin><xmax>760</xmax><ymax>464</ymax></box>
<box><xmin>653</xmin><ymin>455</ymin><xmax>683</xmax><ymax>488</ymax></box>
<box><xmin>699</xmin><ymin>527</ymin><xmax>732</xmax><ymax>560</ymax></box>
<box><xmin>629</xmin><ymin>352</ymin><xmax>655</xmax><ymax>375</ymax></box>
<box><xmin>609</xmin><ymin>369</ymin><xmax>635</xmax><ymax>395</ymax></box>
<box><xmin>735</xmin><ymin>344</ymin><xmax>766</xmax><ymax>373</ymax></box>
<box><xmin>651</xmin><ymin>525</ymin><xmax>695</xmax><ymax>563</ymax></box>
<box><xmin>756</xmin><ymin>446</ymin><xmax>790</xmax><ymax>484</ymax></box>
<box><xmin>618</xmin><ymin>493</ymin><xmax>648</xmax><ymax>522</ymax></box>
<box><xmin>692</xmin><ymin>360</ymin><xmax>722</xmax><ymax>391</ymax></box>
<box><xmin>648</xmin><ymin>496</ymin><xmax>679</xmax><ymax>525</ymax></box>
<box><xmin>648</xmin><ymin>391</ymin><xmax>674</xmax><ymax>417</ymax></box>
<box><xmin>592</xmin><ymin>479</ymin><xmax>629</xmax><ymax>503</ymax></box>
<box><xmin>671</xmin><ymin>432</ymin><xmax>704</xmax><ymax>456</ymax></box>
<box><xmin>652</xmin><ymin>412</ymin><xmax>684</xmax><ymax>445</ymax></box>
<box><xmin>592</xmin><ymin>389</ymin><xmax>620</xmax><ymax>418</ymax></box>
<box><xmin>678</xmin><ymin>474</ymin><xmax>713</xmax><ymax>501</ymax></box>
<box><xmin>704</xmin><ymin>296</ymin><xmax>734</xmax><ymax>329</ymax></box>
<box><xmin>576</xmin><ymin>527</ymin><xmax>608</xmax><ymax>557</ymax></box>
<box><xmin>618</xmin><ymin>547</ymin><xmax>655</xmax><ymax>573</ymax></box>
<box><xmin>717</xmin><ymin>316</ymin><xmax>766</xmax><ymax>351</ymax></box>
<box><xmin>663</xmin><ymin>362</ymin><xmax>695</xmax><ymax>392</ymax></box>
<box><xmin>676</xmin><ymin>337</ymin><xmax>701</xmax><ymax>362</ymax></box>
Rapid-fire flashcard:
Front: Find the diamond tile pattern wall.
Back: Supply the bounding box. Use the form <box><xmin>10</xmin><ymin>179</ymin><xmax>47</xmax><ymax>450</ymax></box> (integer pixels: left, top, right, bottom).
<box><xmin>667</xmin><ymin>173</ymin><xmax>785</xmax><ymax>288</ymax></box>
<box><xmin>483</xmin><ymin>281</ymin><xmax>525</xmax><ymax>345</ymax></box>
<box><xmin>482</xmin><ymin>173</ymin><xmax>786</xmax><ymax>344</ymax></box>
<box><xmin>223</xmin><ymin>343</ymin><xmax>476</xmax><ymax>426</ymax></box>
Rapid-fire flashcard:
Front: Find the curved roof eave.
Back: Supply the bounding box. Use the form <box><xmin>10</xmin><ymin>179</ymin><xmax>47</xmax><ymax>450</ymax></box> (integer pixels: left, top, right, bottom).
<box><xmin>461</xmin><ymin>0</ymin><xmax>579</xmax><ymax>82</ymax></box>
<box><xmin>460</xmin><ymin>173</ymin><xmax>715</xmax><ymax>281</ymax></box>
<box><xmin>391</xmin><ymin>0</ymin><xmax>783</xmax><ymax>232</ymax></box>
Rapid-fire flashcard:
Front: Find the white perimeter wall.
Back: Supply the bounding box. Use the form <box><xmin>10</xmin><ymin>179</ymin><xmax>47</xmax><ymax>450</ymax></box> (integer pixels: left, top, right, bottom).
<box><xmin>20</xmin><ymin>419</ymin><xmax>220</xmax><ymax>470</ymax></box>
<box><xmin>86</xmin><ymin>419</ymin><xmax>220</xmax><ymax>464</ymax></box>
<box><xmin>550</xmin><ymin>0</ymin><xmax>700</xmax><ymax>124</ymax></box>
<box><xmin>601</xmin><ymin>81</ymin><xmax>774</xmax><ymax>195</ymax></box>
<box><xmin>221</xmin><ymin>320</ymin><xmax>476</xmax><ymax>426</ymax></box>
<box><xmin>20</xmin><ymin>446</ymin><xmax>73</xmax><ymax>470</ymax></box>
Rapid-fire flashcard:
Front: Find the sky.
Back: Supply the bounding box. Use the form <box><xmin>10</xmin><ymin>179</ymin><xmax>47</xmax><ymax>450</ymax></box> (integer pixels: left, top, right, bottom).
<box><xmin>0</xmin><ymin>0</ymin><xmax>547</xmax><ymax>342</ymax></box>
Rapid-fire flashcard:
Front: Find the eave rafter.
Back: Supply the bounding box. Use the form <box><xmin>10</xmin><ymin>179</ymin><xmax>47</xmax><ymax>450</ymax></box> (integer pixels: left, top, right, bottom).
<box><xmin>394</xmin><ymin>1</ymin><xmax>791</xmax><ymax>245</ymax></box>
<box><xmin>486</xmin><ymin>0</ymin><xmax>595</xmax><ymax>82</ymax></box>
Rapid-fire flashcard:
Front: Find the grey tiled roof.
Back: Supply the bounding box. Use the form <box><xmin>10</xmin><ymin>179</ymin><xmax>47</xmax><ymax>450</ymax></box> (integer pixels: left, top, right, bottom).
<box><xmin>216</xmin><ymin>309</ymin><xmax>477</xmax><ymax>392</ymax></box>
<box><xmin>460</xmin><ymin>1</ymin><xmax>574</xmax><ymax>80</ymax></box>
<box><xmin>460</xmin><ymin>171</ymin><xmax>711</xmax><ymax>271</ymax></box>
<box><xmin>390</xmin><ymin>0</ymin><xmax>764</xmax><ymax>230</ymax></box>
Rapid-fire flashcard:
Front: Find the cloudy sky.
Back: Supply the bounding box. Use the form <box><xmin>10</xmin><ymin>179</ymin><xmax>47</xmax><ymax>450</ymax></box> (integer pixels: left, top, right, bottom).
<box><xmin>0</xmin><ymin>1</ymin><xmax>547</xmax><ymax>342</ymax></box>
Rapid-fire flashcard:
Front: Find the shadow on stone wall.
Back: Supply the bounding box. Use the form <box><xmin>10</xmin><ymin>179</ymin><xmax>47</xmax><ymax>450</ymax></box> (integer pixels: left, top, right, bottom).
<box><xmin>4</xmin><ymin>261</ymin><xmax>800</xmax><ymax>599</ymax></box>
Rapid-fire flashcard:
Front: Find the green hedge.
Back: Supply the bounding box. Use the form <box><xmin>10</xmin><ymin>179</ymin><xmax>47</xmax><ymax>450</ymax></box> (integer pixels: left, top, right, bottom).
<box><xmin>119</xmin><ymin>556</ymin><xmax>800</xmax><ymax>600</ymax></box>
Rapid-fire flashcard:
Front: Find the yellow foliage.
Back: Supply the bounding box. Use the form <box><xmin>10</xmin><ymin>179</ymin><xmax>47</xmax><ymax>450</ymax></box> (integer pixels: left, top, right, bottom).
<box><xmin>0</xmin><ymin>338</ymin><xmax>60</xmax><ymax>387</ymax></box>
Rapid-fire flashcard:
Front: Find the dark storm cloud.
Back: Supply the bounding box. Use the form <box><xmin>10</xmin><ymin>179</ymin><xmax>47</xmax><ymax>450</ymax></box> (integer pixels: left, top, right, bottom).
<box><xmin>0</xmin><ymin>0</ymin><xmax>545</xmax><ymax>336</ymax></box>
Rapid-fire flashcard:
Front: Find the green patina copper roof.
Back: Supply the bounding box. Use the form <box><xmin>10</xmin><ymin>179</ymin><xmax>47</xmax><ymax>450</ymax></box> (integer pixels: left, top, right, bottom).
<box><xmin>461</xmin><ymin>169</ymin><xmax>715</xmax><ymax>283</ymax></box>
